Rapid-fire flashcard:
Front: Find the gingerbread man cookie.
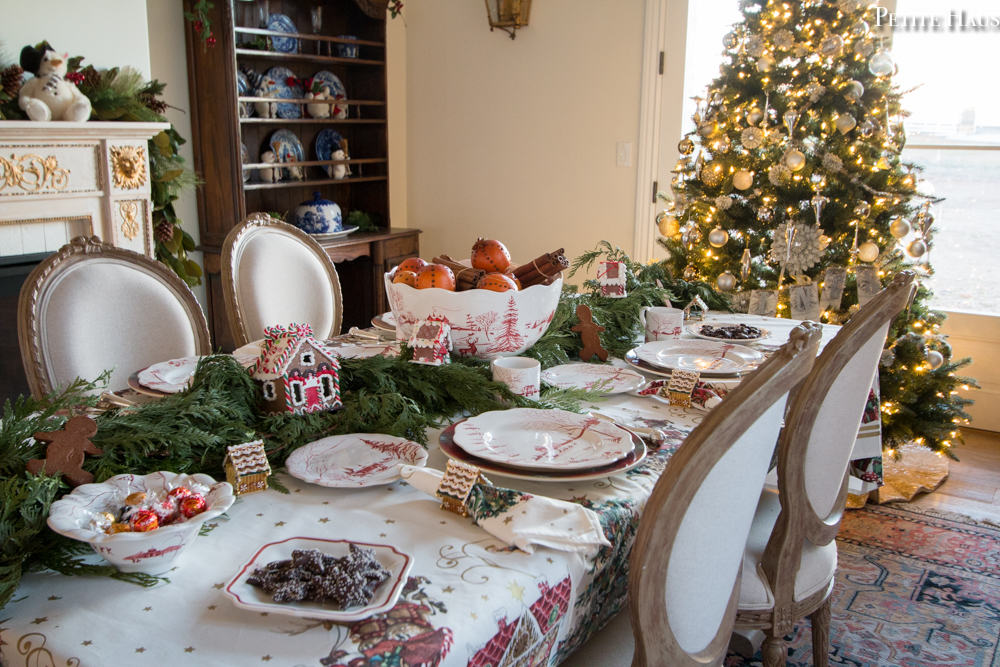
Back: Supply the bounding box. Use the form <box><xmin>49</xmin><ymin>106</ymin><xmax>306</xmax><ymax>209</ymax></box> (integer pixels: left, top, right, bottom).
<box><xmin>27</xmin><ymin>415</ymin><xmax>102</xmax><ymax>487</ymax></box>
<box><xmin>571</xmin><ymin>305</ymin><xmax>609</xmax><ymax>362</ymax></box>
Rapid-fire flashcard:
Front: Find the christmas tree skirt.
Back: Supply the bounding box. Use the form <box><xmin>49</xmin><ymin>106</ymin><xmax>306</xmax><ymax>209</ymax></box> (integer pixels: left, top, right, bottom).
<box><xmin>846</xmin><ymin>443</ymin><xmax>949</xmax><ymax>508</ymax></box>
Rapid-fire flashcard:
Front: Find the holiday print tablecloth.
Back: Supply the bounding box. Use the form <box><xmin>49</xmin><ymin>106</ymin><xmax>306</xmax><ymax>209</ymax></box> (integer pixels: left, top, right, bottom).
<box><xmin>1</xmin><ymin>315</ymin><xmax>881</xmax><ymax>667</ymax></box>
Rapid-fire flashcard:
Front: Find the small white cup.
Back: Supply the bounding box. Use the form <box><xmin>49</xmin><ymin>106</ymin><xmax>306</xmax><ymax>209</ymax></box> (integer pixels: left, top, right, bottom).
<box><xmin>639</xmin><ymin>306</ymin><xmax>684</xmax><ymax>342</ymax></box>
<box><xmin>492</xmin><ymin>357</ymin><xmax>541</xmax><ymax>398</ymax></box>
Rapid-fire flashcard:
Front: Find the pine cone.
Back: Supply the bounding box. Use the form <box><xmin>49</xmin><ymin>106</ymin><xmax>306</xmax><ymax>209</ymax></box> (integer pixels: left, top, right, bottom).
<box><xmin>79</xmin><ymin>65</ymin><xmax>102</xmax><ymax>91</ymax></box>
<box><xmin>138</xmin><ymin>91</ymin><xmax>169</xmax><ymax>115</ymax></box>
<box><xmin>154</xmin><ymin>220</ymin><xmax>175</xmax><ymax>245</ymax></box>
<box><xmin>1</xmin><ymin>64</ymin><xmax>23</xmax><ymax>98</ymax></box>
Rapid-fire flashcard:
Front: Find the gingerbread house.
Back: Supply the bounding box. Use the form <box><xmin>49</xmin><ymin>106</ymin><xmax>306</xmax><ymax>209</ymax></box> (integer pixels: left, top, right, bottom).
<box><xmin>250</xmin><ymin>323</ymin><xmax>342</xmax><ymax>415</ymax></box>
<box><xmin>408</xmin><ymin>318</ymin><xmax>452</xmax><ymax>366</ymax></box>
<box><xmin>683</xmin><ymin>295</ymin><xmax>710</xmax><ymax>321</ymax></box>
<box><xmin>598</xmin><ymin>261</ymin><xmax>627</xmax><ymax>298</ymax></box>
<box><xmin>224</xmin><ymin>440</ymin><xmax>271</xmax><ymax>495</ymax></box>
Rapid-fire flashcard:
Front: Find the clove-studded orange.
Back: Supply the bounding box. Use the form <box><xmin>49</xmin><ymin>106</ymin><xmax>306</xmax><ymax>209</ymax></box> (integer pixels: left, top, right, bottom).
<box><xmin>415</xmin><ymin>264</ymin><xmax>456</xmax><ymax>290</ymax></box>
<box><xmin>392</xmin><ymin>270</ymin><xmax>418</xmax><ymax>287</ymax></box>
<box><xmin>396</xmin><ymin>257</ymin><xmax>428</xmax><ymax>274</ymax></box>
<box><xmin>477</xmin><ymin>272</ymin><xmax>519</xmax><ymax>292</ymax></box>
<box><xmin>471</xmin><ymin>238</ymin><xmax>511</xmax><ymax>273</ymax></box>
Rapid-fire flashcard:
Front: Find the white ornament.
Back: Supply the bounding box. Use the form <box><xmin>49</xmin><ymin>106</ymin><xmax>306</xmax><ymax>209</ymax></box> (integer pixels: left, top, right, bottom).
<box><xmin>889</xmin><ymin>217</ymin><xmax>910</xmax><ymax>238</ymax></box>
<box><xmin>842</xmin><ymin>80</ymin><xmax>865</xmax><ymax>103</ymax></box>
<box><xmin>869</xmin><ymin>47</ymin><xmax>895</xmax><ymax>77</ymax></box>
<box><xmin>708</xmin><ymin>226</ymin><xmax>730</xmax><ymax>247</ymax></box>
<box><xmin>18</xmin><ymin>46</ymin><xmax>93</xmax><ymax>122</ymax></box>
<box><xmin>927</xmin><ymin>350</ymin><xmax>945</xmax><ymax>370</ymax></box>
<box><xmin>756</xmin><ymin>55</ymin><xmax>776</xmax><ymax>73</ymax></box>
<box><xmin>714</xmin><ymin>195</ymin><xmax>733</xmax><ymax>210</ymax></box>
<box><xmin>716</xmin><ymin>271</ymin><xmax>737</xmax><ymax>291</ymax></box>
<box><xmin>858</xmin><ymin>241</ymin><xmax>880</xmax><ymax>262</ymax></box>
<box><xmin>733</xmin><ymin>170</ymin><xmax>754</xmax><ymax>190</ymax></box>
<box><xmin>835</xmin><ymin>114</ymin><xmax>857</xmax><ymax>135</ymax></box>
<box><xmin>768</xmin><ymin>221</ymin><xmax>825</xmax><ymax>275</ymax></box>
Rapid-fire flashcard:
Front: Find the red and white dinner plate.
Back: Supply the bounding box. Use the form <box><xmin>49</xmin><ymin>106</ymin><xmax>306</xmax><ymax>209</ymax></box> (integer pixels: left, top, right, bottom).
<box><xmin>224</xmin><ymin>537</ymin><xmax>413</xmax><ymax>623</ymax></box>
<box><xmin>331</xmin><ymin>342</ymin><xmax>401</xmax><ymax>360</ymax></box>
<box><xmin>631</xmin><ymin>340</ymin><xmax>764</xmax><ymax>376</ymax></box>
<box><xmin>286</xmin><ymin>434</ymin><xmax>428</xmax><ymax>488</ymax></box>
<box><xmin>131</xmin><ymin>354</ymin><xmax>258</xmax><ymax>396</ymax></box>
<box><xmin>541</xmin><ymin>363</ymin><xmax>645</xmax><ymax>394</ymax></box>
<box><xmin>371</xmin><ymin>311</ymin><xmax>396</xmax><ymax>331</ymax></box>
<box><xmin>440</xmin><ymin>421</ymin><xmax>646</xmax><ymax>482</ymax></box>
<box><xmin>452</xmin><ymin>408</ymin><xmax>634</xmax><ymax>471</ymax></box>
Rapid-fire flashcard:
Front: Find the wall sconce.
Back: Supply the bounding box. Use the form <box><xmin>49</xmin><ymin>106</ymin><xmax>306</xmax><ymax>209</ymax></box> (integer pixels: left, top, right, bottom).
<box><xmin>484</xmin><ymin>0</ymin><xmax>531</xmax><ymax>39</ymax></box>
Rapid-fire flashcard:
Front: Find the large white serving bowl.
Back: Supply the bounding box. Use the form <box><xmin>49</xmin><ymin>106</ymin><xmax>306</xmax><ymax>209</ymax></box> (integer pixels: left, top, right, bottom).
<box><xmin>383</xmin><ymin>273</ymin><xmax>563</xmax><ymax>360</ymax></box>
<box><xmin>47</xmin><ymin>471</ymin><xmax>235</xmax><ymax>574</ymax></box>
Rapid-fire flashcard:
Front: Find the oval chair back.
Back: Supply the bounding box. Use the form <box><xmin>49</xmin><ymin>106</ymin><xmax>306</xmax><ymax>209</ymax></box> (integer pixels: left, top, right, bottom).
<box><xmin>19</xmin><ymin>236</ymin><xmax>211</xmax><ymax>397</ymax></box>
<box><xmin>221</xmin><ymin>213</ymin><xmax>343</xmax><ymax>346</ymax></box>
<box><xmin>628</xmin><ymin>322</ymin><xmax>823</xmax><ymax>667</ymax></box>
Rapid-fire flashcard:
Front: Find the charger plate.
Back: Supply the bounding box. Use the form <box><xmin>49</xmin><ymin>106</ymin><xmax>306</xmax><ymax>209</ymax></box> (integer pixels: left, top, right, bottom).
<box><xmin>541</xmin><ymin>363</ymin><xmax>644</xmax><ymax>394</ymax></box>
<box><xmin>440</xmin><ymin>421</ymin><xmax>646</xmax><ymax>482</ymax></box>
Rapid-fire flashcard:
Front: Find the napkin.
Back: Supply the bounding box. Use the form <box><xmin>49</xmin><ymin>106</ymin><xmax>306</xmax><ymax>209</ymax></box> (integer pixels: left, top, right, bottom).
<box><xmin>637</xmin><ymin>379</ymin><xmax>732</xmax><ymax>410</ymax></box>
<box><xmin>398</xmin><ymin>465</ymin><xmax>611</xmax><ymax>556</ymax></box>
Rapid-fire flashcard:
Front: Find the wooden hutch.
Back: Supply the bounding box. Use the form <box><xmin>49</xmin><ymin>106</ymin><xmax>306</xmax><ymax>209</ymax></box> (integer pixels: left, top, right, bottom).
<box><xmin>184</xmin><ymin>0</ymin><xmax>418</xmax><ymax>350</ymax></box>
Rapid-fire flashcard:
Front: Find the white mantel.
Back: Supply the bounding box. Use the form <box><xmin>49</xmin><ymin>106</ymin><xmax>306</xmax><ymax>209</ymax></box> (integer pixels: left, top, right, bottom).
<box><xmin>0</xmin><ymin>120</ymin><xmax>169</xmax><ymax>259</ymax></box>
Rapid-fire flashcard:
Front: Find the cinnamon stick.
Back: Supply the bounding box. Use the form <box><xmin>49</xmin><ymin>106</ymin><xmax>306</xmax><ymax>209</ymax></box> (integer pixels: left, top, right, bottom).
<box><xmin>433</xmin><ymin>255</ymin><xmax>484</xmax><ymax>291</ymax></box>
<box><xmin>514</xmin><ymin>249</ymin><xmax>568</xmax><ymax>287</ymax></box>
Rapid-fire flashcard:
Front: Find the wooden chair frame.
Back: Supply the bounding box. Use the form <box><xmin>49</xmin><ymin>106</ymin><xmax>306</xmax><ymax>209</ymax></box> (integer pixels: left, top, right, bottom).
<box><xmin>221</xmin><ymin>213</ymin><xmax>344</xmax><ymax>347</ymax></box>
<box><xmin>18</xmin><ymin>235</ymin><xmax>211</xmax><ymax>399</ymax></box>
<box><xmin>734</xmin><ymin>271</ymin><xmax>917</xmax><ymax>667</ymax></box>
<box><xmin>628</xmin><ymin>322</ymin><xmax>824</xmax><ymax>667</ymax></box>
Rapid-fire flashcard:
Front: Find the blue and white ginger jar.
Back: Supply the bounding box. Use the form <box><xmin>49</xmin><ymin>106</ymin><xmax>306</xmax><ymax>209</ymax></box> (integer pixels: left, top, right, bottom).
<box><xmin>295</xmin><ymin>191</ymin><xmax>342</xmax><ymax>234</ymax></box>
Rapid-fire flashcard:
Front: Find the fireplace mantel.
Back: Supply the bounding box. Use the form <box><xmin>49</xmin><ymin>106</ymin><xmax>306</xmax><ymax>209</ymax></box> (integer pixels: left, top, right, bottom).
<box><xmin>0</xmin><ymin>120</ymin><xmax>169</xmax><ymax>259</ymax></box>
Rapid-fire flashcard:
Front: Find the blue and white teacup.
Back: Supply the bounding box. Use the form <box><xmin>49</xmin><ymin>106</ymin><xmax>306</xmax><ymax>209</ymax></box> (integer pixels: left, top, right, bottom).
<box><xmin>337</xmin><ymin>36</ymin><xmax>359</xmax><ymax>58</ymax></box>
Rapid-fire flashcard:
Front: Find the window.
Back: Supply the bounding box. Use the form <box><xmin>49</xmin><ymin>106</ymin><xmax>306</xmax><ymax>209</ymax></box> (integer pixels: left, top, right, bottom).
<box><xmin>320</xmin><ymin>374</ymin><xmax>335</xmax><ymax>399</ymax></box>
<box><xmin>289</xmin><ymin>380</ymin><xmax>305</xmax><ymax>405</ymax></box>
<box><xmin>300</xmin><ymin>350</ymin><xmax>315</xmax><ymax>366</ymax></box>
<box><xmin>893</xmin><ymin>0</ymin><xmax>1000</xmax><ymax>314</ymax></box>
<box><xmin>262</xmin><ymin>381</ymin><xmax>276</xmax><ymax>401</ymax></box>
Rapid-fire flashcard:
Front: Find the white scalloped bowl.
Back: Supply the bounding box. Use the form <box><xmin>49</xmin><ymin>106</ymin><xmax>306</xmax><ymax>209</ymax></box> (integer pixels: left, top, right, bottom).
<box><xmin>46</xmin><ymin>471</ymin><xmax>235</xmax><ymax>574</ymax></box>
<box><xmin>384</xmin><ymin>272</ymin><xmax>562</xmax><ymax>360</ymax></box>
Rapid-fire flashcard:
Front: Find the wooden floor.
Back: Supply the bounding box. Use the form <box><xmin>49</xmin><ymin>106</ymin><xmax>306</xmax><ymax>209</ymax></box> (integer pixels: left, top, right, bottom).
<box><xmin>907</xmin><ymin>427</ymin><xmax>1000</xmax><ymax>523</ymax></box>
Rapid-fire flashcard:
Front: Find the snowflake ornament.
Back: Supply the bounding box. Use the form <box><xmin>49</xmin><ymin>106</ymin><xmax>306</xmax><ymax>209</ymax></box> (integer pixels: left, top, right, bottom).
<box><xmin>768</xmin><ymin>164</ymin><xmax>792</xmax><ymax>186</ymax></box>
<box><xmin>741</xmin><ymin>127</ymin><xmax>765</xmax><ymax>149</ymax></box>
<box><xmin>714</xmin><ymin>195</ymin><xmax>733</xmax><ymax>210</ymax></box>
<box><xmin>805</xmin><ymin>81</ymin><xmax>826</xmax><ymax>102</ymax></box>
<box><xmin>768</xmin><ymin>221</ymin><xmax>826</xmax><ymax>276</ymax></box>
<box><xmin>746</xmin><ymin>35</ymin><xmax>766</xmax><ymax>58</ymax></box>
<box><xmin>773</xmin><ymin>29</ymin><xmax>794</xmax><ymax>50</ymax></box>
<box><xmin>822</xmin><ymin>152</ymin><xmax>844</xmax><ymax>173</ymax></box>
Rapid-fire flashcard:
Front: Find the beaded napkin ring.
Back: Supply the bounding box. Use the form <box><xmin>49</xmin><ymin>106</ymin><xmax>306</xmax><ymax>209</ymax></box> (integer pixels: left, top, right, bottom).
<box><xmin>436</xmin><ymin>460</ymin><xmax>492</xmax><ymax>516</ymax></box>
<box><xmin>666</xmin><ymin>370</ymin><xmax>701</xmax><ymax>407</ymax></box>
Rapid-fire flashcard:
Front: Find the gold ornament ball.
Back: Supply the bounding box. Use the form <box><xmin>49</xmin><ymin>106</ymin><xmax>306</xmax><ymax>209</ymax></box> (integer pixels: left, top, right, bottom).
<box><xmin>907</xmin><ymin>238</ymin><xmax>927</xmax><ymax>257</ymax></box>
<box><xmin>683</xmin><ymin>264</ymin><xmax>698</xmax><ymax>281</ymax></box>
<box><xmin>784</xmin><ymin>149</ymin><xmax>806</xmax><ymax>172</ymax></box>
<box><xmin>854</xmin><ymin>201</ymin><xmax>871</xmax><ymax>218</ymax></box>
<box><xmin>716</xmin><ymin>271</ymin><xmax>737</xmax><ymax>292</ymax></box>
<box><xmin>756</xmin><ymin>55</ymin><xmax>776</xmax><ymax>73</ymax></box>
<box><xmin>678</xmin><ymin>137</ymin><xmax>695</xmax><ymax>155</ymax></box>
<box><xmin>723</xmin><ymin>31</ymin><xmax>739</xmax><ymax>49</ymax></box>
<box><xmin>698</xmin><ymin>121</ymin><xmax>716</xmax><ymax>137</ymax></box>
<box><xmin>889</xmin><ymin>217</ymin><xmax>911</xmax><ymax>238</ymax></box>
<box><xmin>733</xmin><ymin>170</ymin><xmax>754</xmax><ymax>190</ymax></box>
<box><xmin>927</xmin><ymin>350</ymin><xmax>945</xmax><ymax>370</ymax></box>
<box><xmin>858</xmin><ymin>241</ymin><xmax>880</xmax><ymax>262</ymax></box>
<box><xmin>842</xmin><ymin>80</ymin><xmax>865</xmax><ymax>103</ymax></box>
<box><xmin>747</xmin><ymin>109</ymin><xmax>763</xmax><ymax>126</ymax></box>
<box><xmin>708</xmin><ymin>226</ymin><xmax>730</xmax><ymax>247</ymax></box>
<box><xmin>658</xmin><ymin>215</ymin><xmax>680</xmax><ymax>238</ymax></box>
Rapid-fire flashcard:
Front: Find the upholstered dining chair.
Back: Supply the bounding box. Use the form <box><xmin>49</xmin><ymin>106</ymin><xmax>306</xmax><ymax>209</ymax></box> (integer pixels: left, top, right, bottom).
<box><xmin>18</xmin><ymin>235</ymin><xmax>211</xmax><ymax>397</ymax></box>
<box><xmin>221</xmin><ymin>213</ymin><xmax>344</xmax><ymax>347</ymax></box>
<box><xmin>734</xmin><ymin>271</ymin><xmax>917</xmax><ymax>667</ymax></box>
<box><xmin>570</xmin><ymin>322</ymin><xmax>822</xmax><ymax>667</ymax></box>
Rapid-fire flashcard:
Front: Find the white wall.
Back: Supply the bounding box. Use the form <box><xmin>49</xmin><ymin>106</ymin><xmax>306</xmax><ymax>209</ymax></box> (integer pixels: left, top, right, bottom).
<box><xmin>404</xmin><ymin>0</ymin><xmax>645</xmax><ymax>276</ymax></box>
<box><xmin>1</xmin><ymin>0</ymin><xmax>150</xmax><ymax>77</ymax></box>
<box><xmin>387</xmin><ymin>14</ymin><xmax>408</xmax><ymax>229</ymax></box>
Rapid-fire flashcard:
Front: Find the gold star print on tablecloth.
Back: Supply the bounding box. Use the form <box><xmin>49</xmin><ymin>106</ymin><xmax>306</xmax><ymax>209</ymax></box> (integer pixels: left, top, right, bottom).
<box><xmin>380</xmin><ymin>533</ymin><xmax>386</xmax><ymax>537</ymax></box>
<box><xmin>207</xmin><ymin>605</ymin><xmax>217</xmax><ymax>610</ymax></box>
<box><xmin>319</xmin><ymin>517</ymin><xmax>330</xmax><ymax>523</ymax></box>
<box><xmin>274</xmin><ymin>521</ymin><xmax>286</xmax><ymax>527</ymax></box>
<box><xmin>47</xmin><ymin>596</ymin><xmax>61</xmax><ymax>600</ymax></box>
<box><xmin>507</xmin><ymin>581</ymin><xmax>525</xmax><ymax>601</ymax></box>
<box><xmin>185</xmin><ymin>647</ymin><xmax>195</xmax><ymax>653</ymax></box>
<box><xmin>262</xmin><ymin>656</ymin><xmax>272</xmax><ymax>661</ymax></box>
<box><xmin>384</xmin><ymin>519</ymin><xmax>395</xmax><ymax>524</ymax></box>
<box><xmin>213</xmin><ymin>583</ymin><xmax>224</xmax><ymax>589</ymax></box>
<box><xmin>81</xmin><ymin>640</ymin><xmax>92</xmax><ymax>646</ymax></box>
<box><xmin>503</xmin><ymin>516</ymin><xmax>513</xmax><ymax>525</ymax></box>
<box><xmin>135</xmin><ymin>647</ymin><xmax>146</xmax><ymax>653</ymax></box>
<box><xmin>143</xmin><ymin>606</ymin><xmax>152</xmax><ymax>611</ymax></box>
<box><xmin>442</xmin><ymin>586</ymin><xmax>454</xmax><ymax>593</ymax></box>
<box><xmin>31</xmin><ymin>618</ymin><xmax>47</xmax><ymax>625</ymax></box>
<box><xmin>481</xmin><ymin>595</ymin><xmax>489</xmax><ymax>601</ymax></box>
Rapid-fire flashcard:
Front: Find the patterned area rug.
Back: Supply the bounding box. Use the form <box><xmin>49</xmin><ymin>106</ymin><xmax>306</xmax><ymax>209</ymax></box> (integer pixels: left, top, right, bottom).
<box><xmin>726</xmin><ymin>504</ymin><xmax>1000</xmax><ymax>667</ymax></box>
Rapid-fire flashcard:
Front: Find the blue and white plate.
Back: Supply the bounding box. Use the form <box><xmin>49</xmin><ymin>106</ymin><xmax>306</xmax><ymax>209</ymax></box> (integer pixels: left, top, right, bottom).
<box><xmin>269</xmin><ymin>129</ymin><xmax>305</xmax><ymax>180</ymax></box>
<box><xmin>312</xmin><ymin>71</ymin><xmax>347</xmax><ymax>99</ymax></box>
<box><xmin>266</xmin><ymin>13</ymin><xmax>298</xmax><ymax>53</ymax></box>
<box><xmin>236</xmin><ymin>70</ymin><xmax>253</xmax><ymax>118</ymax></box>
<box><xmin>315</xmin><ymin>128</ymin><xmax>344</xmax><ymax>161</ymax></box>
<box><xmin>311</xmin><ymin>226</ymin><xmax>359</xmax><ymax>241</ymax></box>
<box><xmin>241</xmin><ymin>142</ymin><xmax>251</xmax><ymax>183</ymax></box>
<box><xmin>266</xmin><ymin>66</ymin><xmax>302</xmax><ymax>119</ymax></box>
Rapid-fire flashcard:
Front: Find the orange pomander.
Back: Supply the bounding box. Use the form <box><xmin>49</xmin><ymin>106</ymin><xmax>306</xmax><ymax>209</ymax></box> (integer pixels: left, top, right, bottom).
<box><xmin>477</xmin><ymin>273</ymin><xmax>519</xmax><ymax>292</ymax></box>
<box><xmin>393</xmin><ymin>270</ymin><xmax>418</xmax><ymax>287</ymax></box>
<box><xmin>397</xmin><ymin>257</ymin><xmax>428</xmax><ymax>274</ymax></box>
<box><xmin>415</xmin><ymin>264</ymin><xmax>457</xmax><ymax>290</ymax></box>
<box><xmin>471</xmin><ymin>238</ymin><xmax>511</xmax><ymax>273</ymax></box>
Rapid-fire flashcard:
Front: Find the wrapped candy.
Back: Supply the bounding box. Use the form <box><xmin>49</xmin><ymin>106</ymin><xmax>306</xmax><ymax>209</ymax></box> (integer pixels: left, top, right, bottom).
<box><xmin>179</xmin><ymin>495</ymin><xmax>207</xmax><ymax>518</ymax></box>
<box><xmin>130</xmin><ymin>509</ymin><xmax>159</xmax><ymax>532</ymax></box>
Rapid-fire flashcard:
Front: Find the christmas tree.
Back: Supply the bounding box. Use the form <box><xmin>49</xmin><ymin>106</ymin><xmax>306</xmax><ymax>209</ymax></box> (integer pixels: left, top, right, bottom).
<box><xmin>656</xmin><ymin>0</ymin><xmax>976</xmax><ymax>455</ymax></box>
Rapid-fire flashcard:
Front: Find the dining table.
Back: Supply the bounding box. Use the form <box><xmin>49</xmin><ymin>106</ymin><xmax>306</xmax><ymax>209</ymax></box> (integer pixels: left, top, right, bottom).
<box><xmin>0</xmin><ymin>314</ymin><xmax>880</xmax><ymax>667</ymax></box>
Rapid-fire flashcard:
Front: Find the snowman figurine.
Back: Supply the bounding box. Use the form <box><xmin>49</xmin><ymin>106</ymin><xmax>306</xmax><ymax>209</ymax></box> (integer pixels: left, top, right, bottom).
<box><xmin>18</xmin><ymin>44</ymin><xmax>92</xmax><ymax>122</ymax></box>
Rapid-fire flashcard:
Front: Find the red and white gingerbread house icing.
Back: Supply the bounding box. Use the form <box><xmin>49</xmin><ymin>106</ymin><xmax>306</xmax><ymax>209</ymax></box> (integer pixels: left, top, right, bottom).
<box><xmin>598</xmin><ymin>261</ymin><xmax>627</xmax><ymax>298</ymax></box>
<box><xmin>408</xmin><ymin>318</ymin><xmax>452</xmax><ymax>366</ymax></box>
<box><xmin>250</xmin><ymin>323</ymin><xmax>342</xmax><ymax>415</ymax></box>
